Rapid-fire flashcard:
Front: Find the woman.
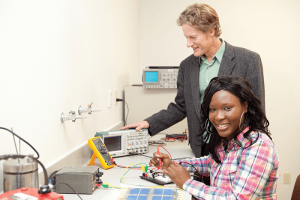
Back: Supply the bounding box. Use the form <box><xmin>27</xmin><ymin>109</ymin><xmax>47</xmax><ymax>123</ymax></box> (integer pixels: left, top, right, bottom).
<box><xmin>149</xmin><ymin>76</ymin><xmax>279</xmax><ymax>199</ymax></box>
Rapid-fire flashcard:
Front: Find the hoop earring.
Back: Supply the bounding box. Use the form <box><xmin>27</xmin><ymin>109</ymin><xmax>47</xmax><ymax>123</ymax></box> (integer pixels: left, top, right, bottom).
<box><xmin>239</xmin><ymin>111</ymin><xmax>245</xmax><ymax>131</ymax></box>
<box><xmin>205</xmin><ymin>119</ymin><xmax>214</xmax><ymax>134</ymax></box>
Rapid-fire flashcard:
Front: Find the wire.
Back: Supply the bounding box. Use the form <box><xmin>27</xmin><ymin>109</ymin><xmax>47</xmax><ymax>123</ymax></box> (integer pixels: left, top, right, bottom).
<box><xmin>124</xmin><ymin>100</ymin><xmax>129</xmax><ymax>126</ymax></box>
<box><xmin>119</xmin><ymin>161</ymin><xmax>187</xmax><ymax>188</ymax></box>
<box><xmin>102</xmin><ymin>183</ymin><xmax>122</xmax><ymax>189</ymax></box>
<box><xmin>49</xmin><ymin>169</ymin><xmax>60</xmax><ymax>179</ymax></box>
<box><xmin>136</xmin><ymin>154</ymin><xmax>152</xmax><ymax>158</ymax></box>
<box><xmin>179</xmin><ymin>161</ymin><xmax>203</xmax><ymax>182</ymax></box>
<box><xmin>11</xmin><ymin>128</ymin><xmax>19</xmax><ymax>155</ymax></box>
<box><xmin>48</xmin><ymin>169</ymin><xmax>61</xmax><ymax>185</ymax></box>
<box><xmin>157</xmin><ymin>146</ymin><xmax>172</xmax><ymax>161</ymax></box>
<box><xmin>115</xmin><ymin>164</ymin><xmax>142</xmax><ymax>169</ymax></box>
<box><xmin>0</xmin><ymin>127</ymin><xmax>40</xmax><ymax>159</ymax></box>
<box><xmin>116</xmin><ymin>98</ymin><xmax>129</xmax><ymax>126</ymax></box>
<box><xmin>156</xmin><ymin>146</ymin><xmax>172</xmax><ymax>170</ymax></box>
<box><xmin>54</xmin><ymin>183</ymin><xmax>82</xmax><ymax>200</ymax></box>
<box><xmin>121</xmin><ymin>163</ymin><xmax>149</xmax><ymax>184</ymax></box>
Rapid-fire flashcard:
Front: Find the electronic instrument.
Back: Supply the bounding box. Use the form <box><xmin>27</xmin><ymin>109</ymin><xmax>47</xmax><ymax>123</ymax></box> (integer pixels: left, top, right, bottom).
<box><xmin>3</xmin><ymin>156</ymin><xmax>39</xmax><ymax>192</ymax></box>
<box><xmin>54</xmin><ymin>166</ymin><xmax>102</xmax><ymax>194</ymax></box>
<box><xmin>87</xmin><ymin>137</ymin><xmax>114</xmax><ymax>169</ymax></box>
<box><xmin>142</xmin><ymin>66</ymin><xmax>179</xmax><ymax>89</ymax></box>
<box><xmin>140</xmin><ymin>171</ymin><xmax>173</xmax><ymax>185</ymax></box>
<box><xmin>0</xmin><ymin>126</ymin><xmax>64</xmax><ymax>200</ymax></box>
<box><xmin>95</xmin><ymin>129</ymin><xmax>149</xmax><ymax>157</ymax></box>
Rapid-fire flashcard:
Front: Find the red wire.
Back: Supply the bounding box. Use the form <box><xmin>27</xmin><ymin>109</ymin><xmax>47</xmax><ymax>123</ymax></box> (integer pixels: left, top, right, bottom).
<box><xmin>158</xmin><ymin>146</ymin><xmax>172</xmax><ymax>160</ymax></box>
<box><xmin>156</xmin><ymin>146</ymin><xmax>173</xmax><ymax>170</ymax></box>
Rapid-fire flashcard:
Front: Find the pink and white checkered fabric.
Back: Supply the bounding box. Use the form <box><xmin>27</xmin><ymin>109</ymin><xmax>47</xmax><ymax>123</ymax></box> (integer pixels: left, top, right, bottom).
<box><xmin>175</xmin><ymin>127</ymin><xmax>280</xmax><ymax>199</ymax></box>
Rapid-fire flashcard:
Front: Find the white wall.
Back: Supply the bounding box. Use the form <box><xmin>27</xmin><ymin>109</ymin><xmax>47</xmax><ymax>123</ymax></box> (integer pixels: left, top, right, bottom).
<box><xmin>1</xmin><ymin>0</ymin><xmax>299</xmax><ymax>198</ymax></box>
<box><xmin>139</xmin><ymin>0</ymin><xmax>300</xmax><ymax>199</ymax></box>
<box><xmin>0</xmin><ymin>0</ymin><xmax>140</xmax><ymax>191</ymax></box>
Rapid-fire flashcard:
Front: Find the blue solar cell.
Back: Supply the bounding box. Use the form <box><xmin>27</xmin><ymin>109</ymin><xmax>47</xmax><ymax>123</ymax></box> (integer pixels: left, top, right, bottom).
<box><xmin>152</xmin><ymin>196</ymin><xmax>162</xmax><ymax>200</ymax></box>
<box><xmin>140</xmin><ymin>188</ymin><xmax>150</xmax><ymax>195</ymax></box>
<box><xmin>162</xmin><ymin>197</ymin><xmax>173</xmax><ymax>200</ymax></box>
<box><xmin>153</xmin><ymin>189</ymin><xmax>163</xmax><ymax>195</ymax></box>
<box><xmin>137</xmin><ymin>196</ymin><xmax>148</xmax><ymax>200</ymax></box>
<box><xmin>163</xmin><ymin>189</ymin><xmax>173</xmax><ymax>195</ymax></box>
<box><xmin>129</xmin><ymin>188</ymin><xmax>141</xmax><ymax>194</ymax></box>
<box><xmin>126</xmin><ymin>196</ymin><xmax>138</xmax><ymax>200</ymax></box>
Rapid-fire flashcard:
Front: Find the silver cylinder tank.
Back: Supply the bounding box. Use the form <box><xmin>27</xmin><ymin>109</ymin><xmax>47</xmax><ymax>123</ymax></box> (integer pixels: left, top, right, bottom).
<box><xmin>3</xmin><ymin>156</ymin><xmax>39</xmax><ymax>192</ymax></box>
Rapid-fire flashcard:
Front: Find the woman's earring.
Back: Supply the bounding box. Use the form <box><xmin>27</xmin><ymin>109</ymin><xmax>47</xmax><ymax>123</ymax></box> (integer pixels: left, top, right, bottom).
<box><xmin>205</xmin><ymin>119</ymin><xmax>214</xmax><ymax>134</ymax></box>
<box><xmin>239</xmin><ymin>111</ymin><xmax>245</xmax><ymax>131</ymax></box>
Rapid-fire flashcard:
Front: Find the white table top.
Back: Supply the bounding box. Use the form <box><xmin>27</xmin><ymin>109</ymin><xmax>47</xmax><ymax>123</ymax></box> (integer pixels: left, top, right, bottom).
<box><xmin>63</xmin><ymin>134</ymin><xmax>195</xmax><ymax>200</ymax></box>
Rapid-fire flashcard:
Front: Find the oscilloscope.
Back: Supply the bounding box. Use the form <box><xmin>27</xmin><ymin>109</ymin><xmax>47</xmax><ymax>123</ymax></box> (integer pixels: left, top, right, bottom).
<box><xmin>94</xmin><ymin>129</ymin><xmax>149</xmax><ymax>157</ymax></box>
<box><xmin>142</xmin><ymin>66</ymin><xmax>179</xmax><ymax>89</ymax></box>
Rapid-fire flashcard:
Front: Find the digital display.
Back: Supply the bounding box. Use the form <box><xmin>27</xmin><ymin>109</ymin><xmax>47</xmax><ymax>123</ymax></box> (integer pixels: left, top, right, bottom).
<box><xmin>145</xmin><ymin>71</ymin><xmax>158</xmax><ymax>83</ymax></box>
<box><xmin>104</xmin><ymin>136</ymin><xmax>121</xmax><ymax>151</ymax></box>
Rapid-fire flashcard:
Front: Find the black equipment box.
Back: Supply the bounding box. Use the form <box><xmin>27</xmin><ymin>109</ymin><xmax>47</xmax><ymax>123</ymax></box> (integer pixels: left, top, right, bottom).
<box><xmin>55</xmin><ymin>166</ymin><xmax>101</xmax><ymax>194</ymax></box>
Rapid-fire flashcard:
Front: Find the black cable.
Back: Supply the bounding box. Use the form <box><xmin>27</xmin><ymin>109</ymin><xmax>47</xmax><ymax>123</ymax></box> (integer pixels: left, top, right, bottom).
<box><xmin>49</xmin><ymin>169</ymin><xmax>60</xmax><ymax>179</ymax></box>
<box><xmin>137</xmin><ymin>154</ymin><xmax>152</xmax><ymax>158</ymax></box>
<box><xmin>179</xmin><ymin>161</ymin><xmax>198</xmax><ymax>173</ymax></box>
<box><xmin>0</xmin><ymin>127</ymin><xmax>40</xmax><ymax>159</ymax></box>
<box><xmin>116</xmin><ymin>98</ymin><xmax>129</xmax><ymax>126</ymax></box>
<box><xmin>54</xmin><ymin>183</ymin><xmax>82</xmax><ymax>200</ymax></box>
<box><xmin>48</xmin><ymin>169</ymin><xmax>61</xmax><ymax>185</ymax></box>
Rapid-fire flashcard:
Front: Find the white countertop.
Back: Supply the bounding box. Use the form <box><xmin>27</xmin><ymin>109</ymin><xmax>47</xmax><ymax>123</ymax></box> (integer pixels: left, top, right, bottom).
<box><xmin>62</xmin><ymin>134</ymin><xmax>195</xmax><ymax>200</ymax></box>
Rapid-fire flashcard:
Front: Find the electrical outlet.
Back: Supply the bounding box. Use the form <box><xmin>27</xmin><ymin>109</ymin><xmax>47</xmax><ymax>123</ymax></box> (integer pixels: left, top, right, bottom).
<box><xmin>283</xmin><ymin>172</ymin><xmax>291</xmax><ymax>184</ymax></box>
<box><xmin>115</xmin><ymin>90</ymin><xmax>118</xmax><ymax>105</ymax></box>
<box><xmin>108</xmin><ymin>91</ymin><xmax>112</xmax><ymax>108</ymax></box>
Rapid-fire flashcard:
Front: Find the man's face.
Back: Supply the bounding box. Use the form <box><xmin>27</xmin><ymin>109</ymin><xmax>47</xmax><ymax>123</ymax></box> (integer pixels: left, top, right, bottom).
<box><xmin>182</xmin><ymin>24</ymin><xmax>212</xmax><ymax>57</ymax></box>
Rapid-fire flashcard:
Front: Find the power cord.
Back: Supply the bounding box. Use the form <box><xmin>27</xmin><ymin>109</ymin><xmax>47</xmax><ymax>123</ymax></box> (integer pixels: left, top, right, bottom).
<box><xmin>116</xmin><ymin>98</ymin><xmax>129</xmax><ymax>126</ymax></box>
<box><xmin>53</xmin><ymin>183</ymin><xmax>82</xmax><ymax>200</ymax></box>
<box><xmin>0</xmin><ymin>127</ymin><xmax>40</xmax><ymax>160</ymax></box>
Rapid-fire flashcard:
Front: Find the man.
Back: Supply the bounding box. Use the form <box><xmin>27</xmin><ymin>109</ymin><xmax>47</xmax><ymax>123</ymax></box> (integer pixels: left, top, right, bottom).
<box><xmin>122</xmin><ymin>3</ymin><xmax>264</xmax><ymax>159</ymax></box>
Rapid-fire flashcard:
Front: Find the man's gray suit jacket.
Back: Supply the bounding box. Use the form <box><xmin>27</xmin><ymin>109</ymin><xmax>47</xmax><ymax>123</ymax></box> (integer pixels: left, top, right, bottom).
<box><xmin>145</xmin><ymin>41</ymin><xmax>265</xmax><ymax>157</ymax></box>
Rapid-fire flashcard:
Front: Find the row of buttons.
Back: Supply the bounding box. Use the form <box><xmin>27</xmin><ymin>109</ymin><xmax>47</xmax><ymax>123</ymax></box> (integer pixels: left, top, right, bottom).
<box><xmin>127</xmin><ymin>140</ymin><xmax>147</xmax><ymax>146</ymax></box>
<box><xmin>144</xmin><ymin>85</ymin><xmax>177</xmax><ymax>88</ymax></box>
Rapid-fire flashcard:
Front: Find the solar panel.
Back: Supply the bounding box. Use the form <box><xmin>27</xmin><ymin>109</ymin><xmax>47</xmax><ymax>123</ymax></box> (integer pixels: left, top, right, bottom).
<box><xmin>121</xmin><ymin>188</ymin><xmax>178</xmax><ymax>200</ymax></box>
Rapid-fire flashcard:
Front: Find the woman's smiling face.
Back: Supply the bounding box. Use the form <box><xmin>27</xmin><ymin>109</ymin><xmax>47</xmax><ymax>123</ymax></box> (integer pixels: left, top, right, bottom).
<box><xmin>209</xmin><ymin>90</ymin><xmax>248</xmax><ymax>141</ymax></box>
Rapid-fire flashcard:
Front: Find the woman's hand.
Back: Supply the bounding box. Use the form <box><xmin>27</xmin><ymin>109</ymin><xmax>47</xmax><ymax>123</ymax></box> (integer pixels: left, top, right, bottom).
<box><xmin>149</xmin><ymin>152</ymin><xmax>174</xmax><ymax>169</ymax></box>
<box><xmin>163</xmin><ymin>163</ymin><xmax>191</xmax><ymax>189</ymax></box>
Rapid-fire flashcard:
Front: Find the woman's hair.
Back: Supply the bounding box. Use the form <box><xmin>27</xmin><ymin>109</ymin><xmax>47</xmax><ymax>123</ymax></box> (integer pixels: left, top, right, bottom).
<box><xmin>177</xmin><ymin>3</ymin><xmax>222</xmax><ymax>37</ymax></box>
<box><xmin>201</xmin><ymin>76</ymin><xmax>271</xmax><ymax>163</ymax></box>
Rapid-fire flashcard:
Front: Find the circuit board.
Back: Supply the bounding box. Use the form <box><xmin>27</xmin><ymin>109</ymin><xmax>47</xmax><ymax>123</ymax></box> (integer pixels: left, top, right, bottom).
<box><xmin>140</xmin><ymin>175</ymin><xmax>173</xmax><ymax>185</ymax></box>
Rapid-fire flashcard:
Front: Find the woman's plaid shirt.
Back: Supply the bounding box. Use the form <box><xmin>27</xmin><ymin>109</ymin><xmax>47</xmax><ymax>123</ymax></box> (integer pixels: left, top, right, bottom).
<box><xmin>175</xmin><ymin>127</ymin><xmax>280</xmax><ymax>199</ymax></box>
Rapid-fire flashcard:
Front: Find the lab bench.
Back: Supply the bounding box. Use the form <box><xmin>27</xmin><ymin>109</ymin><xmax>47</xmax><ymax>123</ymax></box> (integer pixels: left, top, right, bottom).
<box><xmin>62</xmin><ymin>133</ymin><xmax>194</xmax><ymax>200</ymax></box>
